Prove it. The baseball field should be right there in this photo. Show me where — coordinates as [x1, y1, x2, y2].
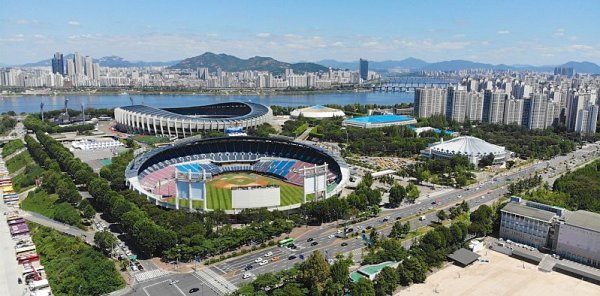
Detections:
[205, 173, 306, 210]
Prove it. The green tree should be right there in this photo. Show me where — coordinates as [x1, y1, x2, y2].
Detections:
[404, 256, 427, 283]
[406, 183, 420, 203]
[389, 221, 410, 239]
[374, 266, 399, 296]
[298, 251, 331, 293]
[388, 183, 406, 207]
[330, 256, 352, 287]
[469, 204, 494, 236]
[94, 231, 117, 255]
[436, 210, 448, 222]
[478, 153, 495, 167]
[396, 263, 413, 286]
[362, 172, 374, 187]
[351, 278, 376, 296]
[253, 272, 279, 292]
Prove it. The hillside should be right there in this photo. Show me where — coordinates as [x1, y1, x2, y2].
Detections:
[169, 52, 328, 74]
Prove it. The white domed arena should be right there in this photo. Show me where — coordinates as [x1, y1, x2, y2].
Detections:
[422, 136, 508, 166]
[290, 105, 346, 119]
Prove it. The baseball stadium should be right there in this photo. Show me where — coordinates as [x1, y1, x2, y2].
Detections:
[125, 136, 349, 213]
[114, 102, 272, 137]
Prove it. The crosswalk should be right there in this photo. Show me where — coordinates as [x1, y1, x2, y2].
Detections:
[134, 269, 169, 282]
[195, 268, 238, 295]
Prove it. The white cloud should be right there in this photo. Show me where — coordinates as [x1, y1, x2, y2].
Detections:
[453, 34, 466, 38]
[256, 32, 271, 38]
[15, 34, 24, 38]
[33, 34, 45, 39]
[67, 21, 80, 26]
[554, 28, 565, 36]
[497, 30, 510, 35]
[16, 19, 29, 25]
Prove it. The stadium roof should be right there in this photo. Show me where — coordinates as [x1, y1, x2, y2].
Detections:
[430, 136, 505, 156]
[501, 202, 556, 222]
[345, 114, 415, 123]
[447, 248, 480, 266]
[565, 210, 600, 232]
[118, 102, 270, 122]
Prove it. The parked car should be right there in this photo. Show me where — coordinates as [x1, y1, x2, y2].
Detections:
[307, 238, 314, 242]
[341, 242, 348, 247]
[311, 241, 318, 246]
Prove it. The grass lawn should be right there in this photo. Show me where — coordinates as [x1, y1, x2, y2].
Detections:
[132, 135, 171, 145]
[6, 151, 33, 173]
[20, 190, 59, 218]
[11, 164, 43, 193]
[2, 139, 24, 158]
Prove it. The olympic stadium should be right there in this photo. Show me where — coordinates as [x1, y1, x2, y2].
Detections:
[125, 136, 350, 213]
[114, 102, 272, 137]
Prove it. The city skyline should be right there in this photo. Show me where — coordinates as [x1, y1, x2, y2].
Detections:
[1, 0, 600, 65]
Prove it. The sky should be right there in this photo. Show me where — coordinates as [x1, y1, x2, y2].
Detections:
[1, 0, 600, 65]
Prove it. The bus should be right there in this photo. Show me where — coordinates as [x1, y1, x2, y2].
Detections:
[278, 238, 295, 247]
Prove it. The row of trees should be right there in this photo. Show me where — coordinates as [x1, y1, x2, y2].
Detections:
[462, 123, 577, 159]
[24, 135, 94, 226]
[23, 115, 95, 133]
[238, 219, 472, 296]
[0, 114, 17, 135]
[299, 174, 383, 224]
[508, 174, 543, 195]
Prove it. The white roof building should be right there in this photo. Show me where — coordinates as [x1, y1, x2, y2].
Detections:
[290, 105, 345, 119]
[422, 136, 508, 165]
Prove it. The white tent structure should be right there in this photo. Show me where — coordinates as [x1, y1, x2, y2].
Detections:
[290, 105, 345, 119]
[422, 136, 508, 165]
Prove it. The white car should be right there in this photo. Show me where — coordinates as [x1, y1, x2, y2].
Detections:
[255, 257, 262, 263]
[264, 251, 273, 257]
[328, 234, 335, 239]
[242, 273, 252, 279]
[259, 260, 268, 266]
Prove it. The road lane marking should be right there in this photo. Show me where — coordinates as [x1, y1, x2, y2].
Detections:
[141, 279, 172, 296]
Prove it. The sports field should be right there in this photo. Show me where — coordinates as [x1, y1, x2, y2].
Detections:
[206, 173, 306, 210]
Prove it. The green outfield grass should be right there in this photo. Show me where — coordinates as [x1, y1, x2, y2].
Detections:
[205, 172, 309, 210]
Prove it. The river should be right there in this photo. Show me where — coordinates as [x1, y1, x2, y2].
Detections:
[0, 91, 414, 113]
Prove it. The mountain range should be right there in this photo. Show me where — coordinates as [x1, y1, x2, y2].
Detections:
[168, 52, 328, 74]
[317, 58, 600, 74]
[11, 52, 600, 74]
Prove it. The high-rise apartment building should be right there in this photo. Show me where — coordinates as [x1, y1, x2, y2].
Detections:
[414, 88, 447, 118]
[466, 92, 484, 122]
[51, 52, 64, 75]
[503, 98, 524, 125]
[482, 90, 507, 124]
[575, 105, 599, 135]
[84, 56, 94, 79]
[446, 87, 468, 123]
[359, 59, 368, 81]
[527, 93, 549, 129]
[74, 52, 83, 75]
[66, 59, 75, 76]
[554, 67, 574, 77]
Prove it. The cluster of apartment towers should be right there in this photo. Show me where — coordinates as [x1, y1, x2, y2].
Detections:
[414, 73, 599, 135]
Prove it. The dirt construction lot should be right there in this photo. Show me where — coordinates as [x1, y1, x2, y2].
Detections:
[399, 250, 600, 296]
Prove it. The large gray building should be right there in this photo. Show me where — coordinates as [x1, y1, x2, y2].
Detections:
[556, 210, 600, 267]
[500, 198, 600, 268]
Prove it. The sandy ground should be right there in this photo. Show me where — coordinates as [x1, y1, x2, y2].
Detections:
[398, 250, 600, 296]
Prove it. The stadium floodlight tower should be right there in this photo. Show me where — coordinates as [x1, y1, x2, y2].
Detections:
[299, 163, 329, 203]
[174, 167, 212, 211]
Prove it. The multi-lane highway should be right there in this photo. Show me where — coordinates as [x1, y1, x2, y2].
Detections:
[132, 141, 600, 296]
